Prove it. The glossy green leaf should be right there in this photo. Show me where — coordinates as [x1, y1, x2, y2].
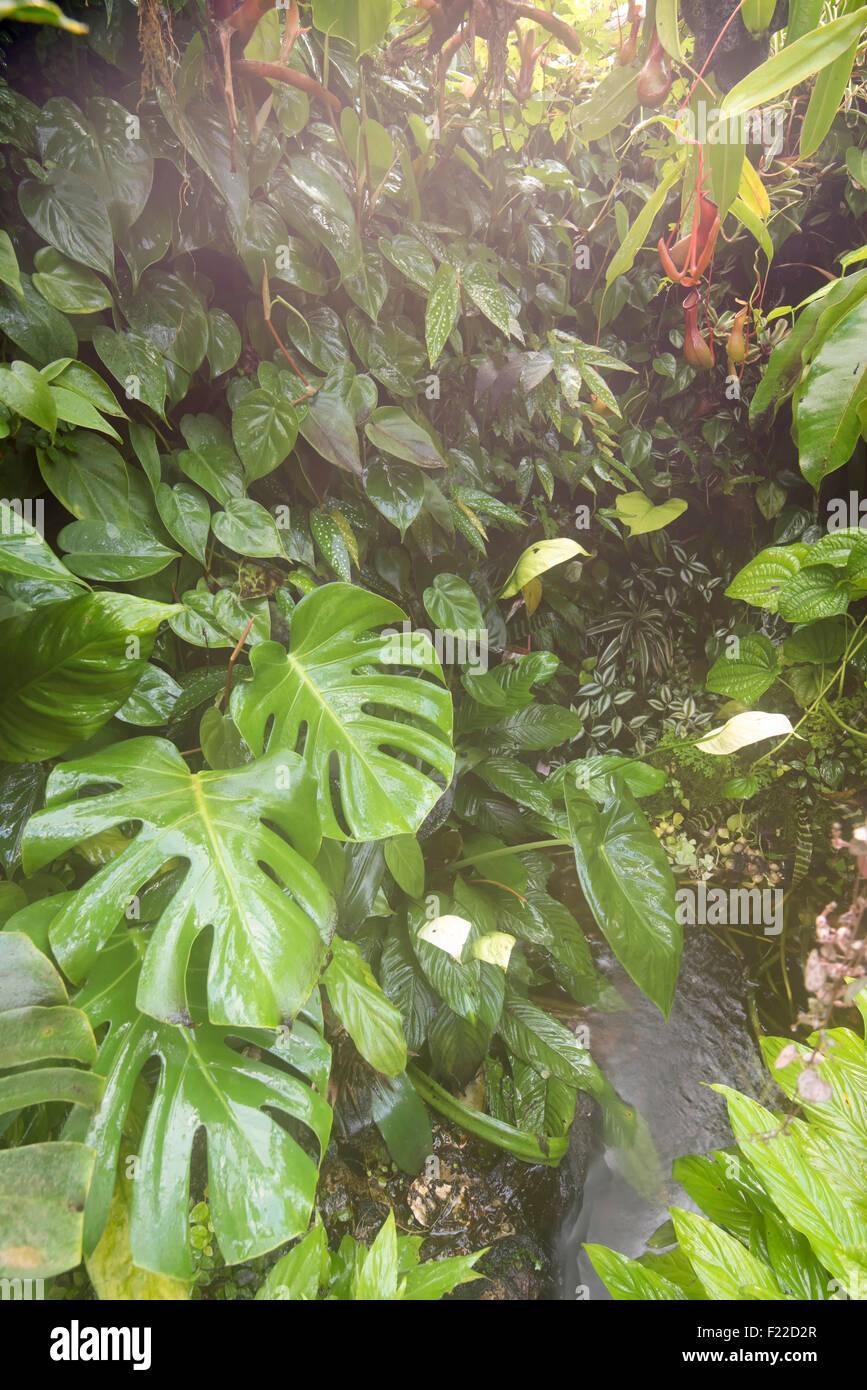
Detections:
[92, 326, 167, 418]
[725, 544, 805, 611]
[384, 834, 425, 898]
[365, 406, 446, 469]
[23, 741, 335, 1028]
[364, 457, 424, 538]
[425, 263, 460, 367]
[232, 583, 454, 839]
[31, 246, 113, 314]
[212, 498, 287, 559]
[0, 360, 56, 434]
[19, 169, 114, 278]
[794, 299, 867, 487]
[462, 263, 511, 336]
[63, 932, 331, 1280]
[324, 936, 407, 1075]
[0, 593, 177, 762]
[777, 564, 851, 622]
[57, 520, 179, 581]
[0, 274, 77, 363]
[232, 385, 301, 482]
[370, 1071, 433, 1175]
[586, 1244, 687, 1299]
[670, 1206, 784, 1299]
[178, 413, 246, 506]
[155, 482, 211, 566]
[423, 573, 485, 633]
[565, 773, 681, 1016]
[706, 634, 780, 703]
[720, 9, 867, 119]
[0, 229, 22, 297]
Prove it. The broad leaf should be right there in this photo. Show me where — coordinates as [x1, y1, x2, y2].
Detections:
[63, 932, 332, 1280]
[231, 584, 454, 840]
[23, 741, 335, 1028]
[565, 773, 681, 1016]
[0, 593, 177, 761]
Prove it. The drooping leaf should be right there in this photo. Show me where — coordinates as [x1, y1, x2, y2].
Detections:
[498, 538, 587, 599]
[0, 593, 177, 762]
[323, 936, 407, 1075]
[565, 773, 681, 1016]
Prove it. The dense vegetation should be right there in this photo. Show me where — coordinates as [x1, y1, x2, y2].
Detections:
[0, 0, 865, 1303]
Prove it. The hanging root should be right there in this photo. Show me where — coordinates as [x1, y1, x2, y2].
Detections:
[138, 0, 178, 97]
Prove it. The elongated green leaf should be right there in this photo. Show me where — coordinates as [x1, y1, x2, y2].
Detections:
[370, 1071, 432, 1174]
[605, 155, 684, 284]
[408, 1063, 568, 1164]
[720, 10, 867, 119]
[566, 773, 681, 1016]
[384, 834, 425, 898]
[794, 299, 867, 487]
[656, 0, 684, 57]
[324, 936, 406, 1075]
[365, 406, 446, 469]
[800, 31, 860, 156]
[572, 67, 638, 144]
[256, 1224, 328, 1301]
[670, 1207, 784, 1299]
[585, 1244, 687, 1299]
[425, 263, 460, 367]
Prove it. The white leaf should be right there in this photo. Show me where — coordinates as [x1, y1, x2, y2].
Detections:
[695, 711, 793, 755]
[416, 914, 472, 961]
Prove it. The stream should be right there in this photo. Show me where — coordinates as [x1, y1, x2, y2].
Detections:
[558, 926, 768, 1300]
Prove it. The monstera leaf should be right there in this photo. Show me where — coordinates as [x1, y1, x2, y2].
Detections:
[22, 740, 335, 1029]
[0, 933, 101, 1279]
[231, 584, 454, 840]
[62, 931, 332, 1281]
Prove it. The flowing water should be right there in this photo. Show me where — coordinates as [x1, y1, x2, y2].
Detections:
[559, 926, 768, 1300]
